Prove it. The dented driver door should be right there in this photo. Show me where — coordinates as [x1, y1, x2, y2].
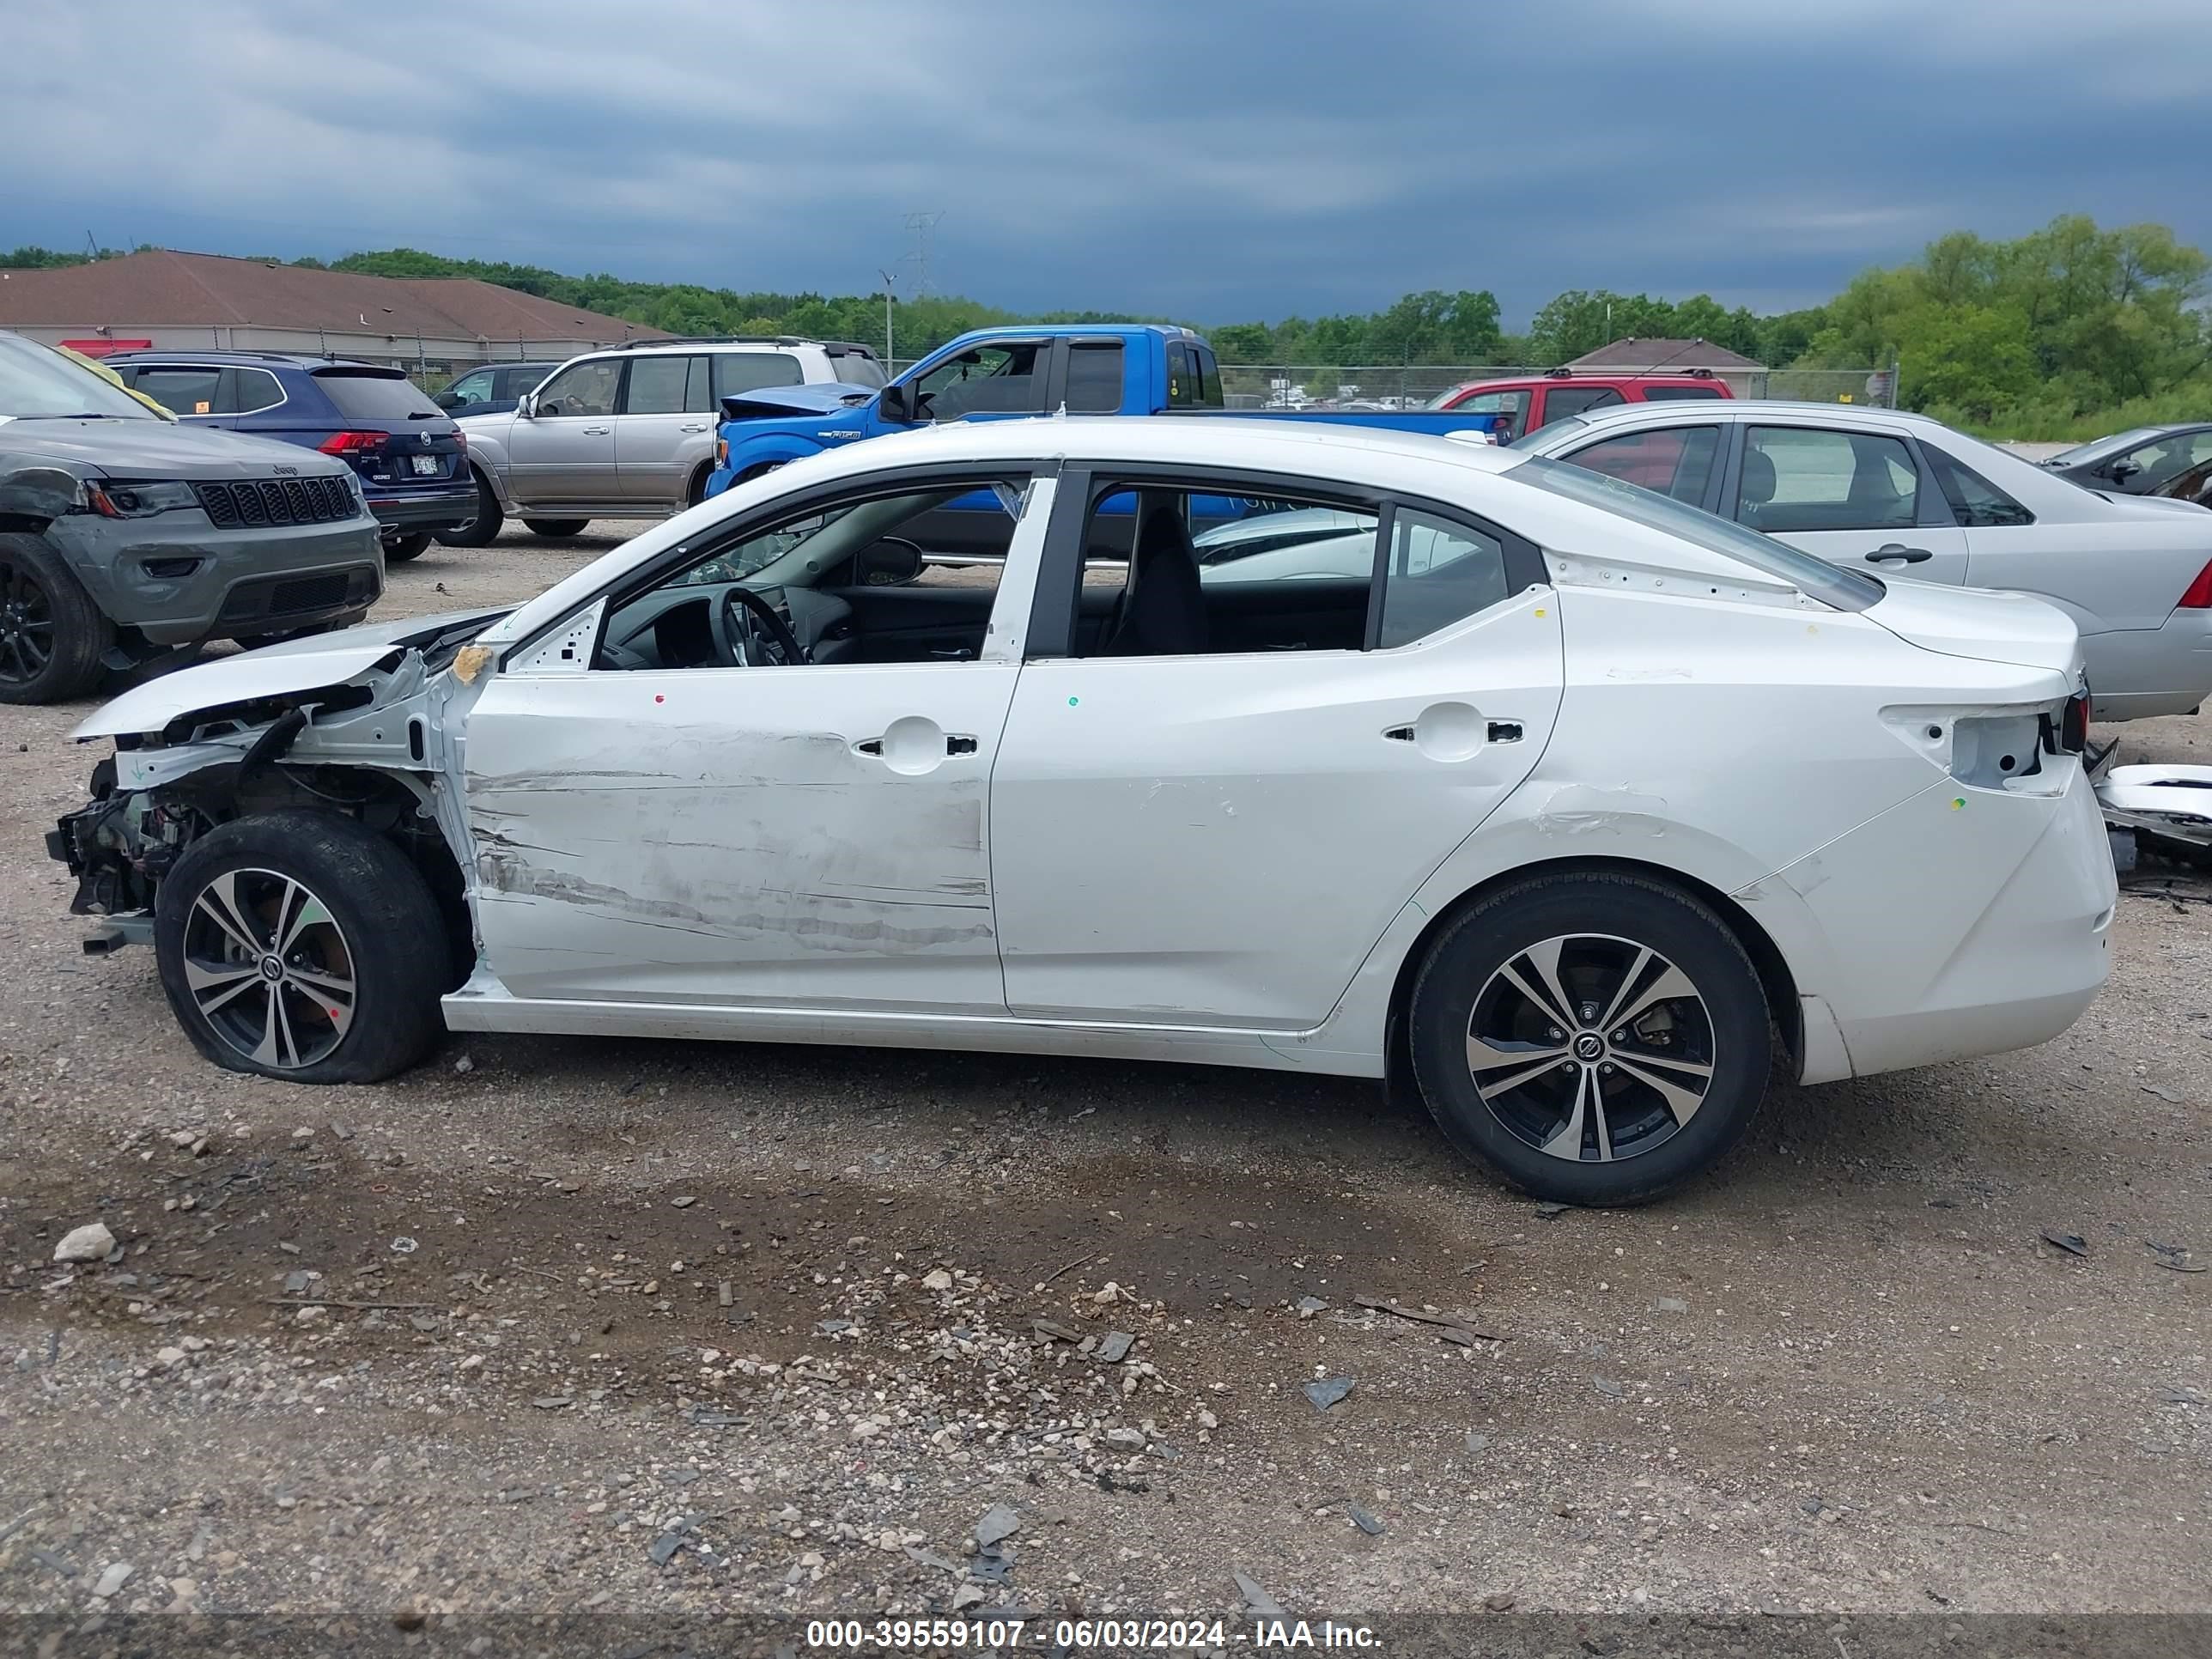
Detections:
[459, 483, 1058, 1015]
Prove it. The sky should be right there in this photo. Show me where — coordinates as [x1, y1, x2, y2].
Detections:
[6, 0, 2210, 327]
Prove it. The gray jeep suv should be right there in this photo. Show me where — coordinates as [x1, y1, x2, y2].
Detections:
[0, 332, 383, 703]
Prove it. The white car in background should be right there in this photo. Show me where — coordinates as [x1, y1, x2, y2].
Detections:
[48, 421, 2113, 1206]
[1506, 401, 2212, 720]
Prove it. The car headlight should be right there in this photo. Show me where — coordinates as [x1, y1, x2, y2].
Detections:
[83, 479, 198, 518]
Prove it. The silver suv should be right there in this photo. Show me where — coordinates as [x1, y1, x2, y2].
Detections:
[440, 337, 884, 544]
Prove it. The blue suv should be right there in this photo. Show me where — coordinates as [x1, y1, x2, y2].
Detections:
[105, 352, 474, 562]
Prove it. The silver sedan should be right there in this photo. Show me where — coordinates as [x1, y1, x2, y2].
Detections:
[1506, 401, 2212, 720]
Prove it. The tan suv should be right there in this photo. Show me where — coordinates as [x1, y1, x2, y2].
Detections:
[439, 337, 884, 544]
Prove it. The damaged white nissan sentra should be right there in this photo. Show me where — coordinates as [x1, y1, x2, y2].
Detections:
[46, 419, 2116, 1204]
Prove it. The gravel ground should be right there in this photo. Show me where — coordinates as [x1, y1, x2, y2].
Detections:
[2, 525, 2209, 1626]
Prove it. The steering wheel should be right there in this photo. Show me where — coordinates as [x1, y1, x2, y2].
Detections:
[713, 586, 809, 667]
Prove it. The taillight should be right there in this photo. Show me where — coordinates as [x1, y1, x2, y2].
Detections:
[2179, 556, 2212, 609]
[318, 430, 386, 455]
[2061, 690, 2089, 753]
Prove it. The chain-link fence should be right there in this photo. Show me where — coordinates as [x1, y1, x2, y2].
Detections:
[1220, 365, 1896, 410]
[888, 359, 1896, 410]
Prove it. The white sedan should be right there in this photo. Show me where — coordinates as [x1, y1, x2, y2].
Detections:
[48, 420, 2115, 1205]
[1505, 400, 2212, 720]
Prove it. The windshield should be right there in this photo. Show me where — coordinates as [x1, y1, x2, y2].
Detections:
[2046, 427, 2160, 466]
[0, 332, 165, 420]
[1510, 453, 1885, 611]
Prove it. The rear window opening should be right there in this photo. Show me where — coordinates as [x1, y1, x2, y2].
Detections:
[313, 369, 445, 422]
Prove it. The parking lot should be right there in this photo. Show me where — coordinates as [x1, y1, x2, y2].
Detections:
[2, 527, 2209, 1623]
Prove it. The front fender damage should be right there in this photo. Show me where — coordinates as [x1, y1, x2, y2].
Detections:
[46, 643, 487, 951]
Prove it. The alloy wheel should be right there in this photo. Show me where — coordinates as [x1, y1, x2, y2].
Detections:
[179, 868, 357, 1070]
[1465, 933, 1715, 1163]
[0, 555, 56, 687]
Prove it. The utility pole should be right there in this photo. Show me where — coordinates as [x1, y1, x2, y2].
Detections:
[878, 269, 897, 368]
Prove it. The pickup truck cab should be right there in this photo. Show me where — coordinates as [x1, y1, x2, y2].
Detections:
[707, 325, 1510, 509]
[1430, 371, 1732, 443]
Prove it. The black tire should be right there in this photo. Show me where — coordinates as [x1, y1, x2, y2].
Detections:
[154, 810, 449, 1084]
[687, 464, 714, 507]
[0, 531, 108, 705]
[434, 470, 503, 548]
[1407, 871, 1771, 1206]
[383, 532, 434, 562]
[521, 518, 590, 538]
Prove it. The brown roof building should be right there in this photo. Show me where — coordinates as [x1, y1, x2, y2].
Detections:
[0, 249, 664, 372]
[1564, 337, 1767, 393]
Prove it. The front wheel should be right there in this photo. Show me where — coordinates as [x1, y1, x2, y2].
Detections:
[0, 532, 108, 705]
[1407, 871, 1771, 1206]
[434, 471, 503, 548]
[521, 518, 590, 538]
[153, 810, 451, 1083]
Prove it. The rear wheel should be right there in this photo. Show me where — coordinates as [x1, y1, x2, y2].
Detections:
[153, 811, 449, 1084]
[1407, 871, 1771, 1206]
[522, 518, 590, 538]
[434, 470, 502, 548]
[383, 532, 433, 562]
[0, 532, 107, 705]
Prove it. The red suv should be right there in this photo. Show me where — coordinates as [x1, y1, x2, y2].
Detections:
[1429, 370, 1731, 442]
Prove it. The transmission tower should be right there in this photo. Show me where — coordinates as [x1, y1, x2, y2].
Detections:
[899, 210, 945, 298]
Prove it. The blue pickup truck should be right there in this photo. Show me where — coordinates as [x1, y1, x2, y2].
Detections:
[702, 325, 1508, 555]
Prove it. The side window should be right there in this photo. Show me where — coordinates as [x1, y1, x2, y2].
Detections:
[1069, 486, 1378, 658]
[1166, 342, 1194, 409]
[623, 355, 693, 416]
[592, 477, 1035, 672]
[228, 368, 284, 415]
[446, 369, 495, 408]
[912, 343, 1047, 419]
[1376, 510, 1510, 648]
[1539, 386, 1625, 427]
[1923, 445, 2035, 527]
[831, 351, 887, 388]
[535, 359, 622, 418]
[1739, 426, 1918, 532]
[712, 352, 804, 399]
[2118, 433, 2212, 493]
[1562, 426, 1721, 507]
[1064, 343, 1123, 413]
[502, 368, 547, 400]
[132, 365, 224, 416]
[1452, 388, 1533, 440]
[1638, 383, 1725, 402]
[1193, 346, 1224, 408]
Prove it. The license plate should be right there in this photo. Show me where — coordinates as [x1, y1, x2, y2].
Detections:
[409, 454, 441, 477]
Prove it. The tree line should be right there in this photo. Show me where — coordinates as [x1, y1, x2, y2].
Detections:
[7, 216, 2205, 437]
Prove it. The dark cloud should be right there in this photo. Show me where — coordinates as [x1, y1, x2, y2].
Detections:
[5, 0, 2207, 324]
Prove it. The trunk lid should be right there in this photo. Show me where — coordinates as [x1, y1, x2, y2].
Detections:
[1864, 574, 2081, 677]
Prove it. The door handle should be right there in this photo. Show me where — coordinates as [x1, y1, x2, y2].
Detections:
[1380, 708, 1522, 747]
[1864, 544, 1932, 563]
[679, 422, 710, 433]
[855, 732, 978, 757]
[581, 424, 611, 436]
